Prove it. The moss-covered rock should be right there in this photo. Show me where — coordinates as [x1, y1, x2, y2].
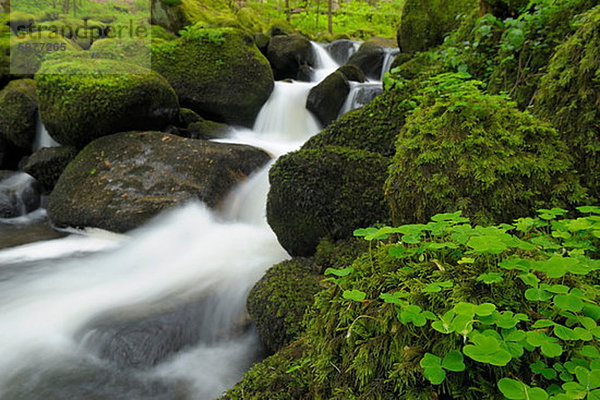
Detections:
[150, 0, 237, 33]
[0, 79, 38, 150]
[8, 11, 35, 33]
[306, 71, 349, 127]
[152, 26, 273, 127]
[22, 146, 78, 192]
[336, 64, 365, 83]
[534, 6, 600, 199]
[36, 58, 179, 148]
[397, 0, 477, 53]
[0, 17, 10, 89]
[266, 34, 314, 80]
[267, 146, 390, 256]
[48, 131, 270, 232]
[177, 107, 202, 127]
[222, 340, 311, 400]
[9, 31, 81, 75]
[386, 74, 588, 226]
[346, 41, 384, 80]
[186, 119, 230, 139]
[89, 38, 151, 67]
[247, 258, 321, 354]
[303, 87, 411, 157]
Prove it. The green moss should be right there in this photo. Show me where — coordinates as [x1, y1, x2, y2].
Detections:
[36, 58, 179, 148]
[267, 145, 391, 256]
[152, 26, 273, 127]
[0, 78, 38, 149]
[150, 0, 241, 34]
[150, 24, 177, 41]
[223, 341, 312, 400]
[397, 0, 477, 53]
[247, 258, 321, 354]
[534, 5, 600, 199]
[303, 87, 411, 157]
[89, 38, 151, 67]
[385, 74, 588, 226]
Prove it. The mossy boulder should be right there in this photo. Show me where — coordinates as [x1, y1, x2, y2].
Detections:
[36, 58, 179, 148]
[1, 14, 11, 88]
[303, 87, 411, 157]
[336, 64, 365, 82]
[152, 27, 273, 127]
[22, 146, 78, 192]
[9, 31, 81, 75]
[397, 0, 477, 53]
[222, 341, 311, 400]
[186, 119, 230, 139]
[8, 11, 35, 33]
[306, 71, 349, 127]
[150, 0, 237, 33]
[0, 79, 38, 150]
[177, 107, 202, 127]
[534, 6, 600, 199]
[48, 131, 270, 232]
[267, 146, 391, 257]
[386, 75, 588, 226]
[89, 38, 151, 67]
[247, 258, 321, 354]
[346, 41, 384, 80]
[266, 34, 314, 80]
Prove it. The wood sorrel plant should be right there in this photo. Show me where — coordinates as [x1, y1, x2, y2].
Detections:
[322, 207, 600, 399]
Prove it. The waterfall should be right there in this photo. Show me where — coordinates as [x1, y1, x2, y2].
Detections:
[338, 81, 384, 116]
[311, 42, 340, 82]
[0, 44, 340, 400]
[380, 48, 400, 80]
[33, 113, 60, 152]
[0, 172, 42, 221]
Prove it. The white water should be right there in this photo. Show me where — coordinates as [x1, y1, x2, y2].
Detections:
[380, 47, 400, 81]
[0, 45, 340, 399]
[339, 81, 384, 116]
[33, 113, 60, 152]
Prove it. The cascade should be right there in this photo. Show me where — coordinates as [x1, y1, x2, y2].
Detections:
[0, 43, 341, 400]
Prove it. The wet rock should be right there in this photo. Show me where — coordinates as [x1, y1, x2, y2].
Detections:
[48, 131, 271, 232]
[266, 34, 314, 80]
[306, 71, 350, 127]
[22, 146, 78, 192]
[346, 41, 384, 80]
[0, 172, 41, 218]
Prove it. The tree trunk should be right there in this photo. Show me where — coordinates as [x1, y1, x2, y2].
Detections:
[328, 0, 332, 34]
[286, 0, 290, 21]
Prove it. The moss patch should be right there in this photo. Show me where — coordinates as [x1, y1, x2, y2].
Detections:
[0, 78, 38, 149]
[267, 145, 391, 256]
[152, 26, 273, 127]
[385, 74, 588, 226]
[36, 58, 179, 148]
[534, 5, 600, 199]
[247, 258, 322, 354]
[9, 31, 81, 76]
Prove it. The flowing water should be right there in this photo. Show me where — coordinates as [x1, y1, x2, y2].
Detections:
[0, 44, 340, 400]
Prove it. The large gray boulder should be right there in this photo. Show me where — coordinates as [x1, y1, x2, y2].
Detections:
[48, 131, 271, 232]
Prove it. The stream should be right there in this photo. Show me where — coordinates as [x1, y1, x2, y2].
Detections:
[0, 42, 395, 399]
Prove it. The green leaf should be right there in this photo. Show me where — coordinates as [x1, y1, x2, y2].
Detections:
[442, 350, 465, 372]
[577, 206, 600, 214]
[423, 366, 445, 385]
[420, 353, 441, 368]
[553, 325, 578, 341]
[324, 267, 354, 277]
[477, 272, 504, 284]
[498, 378, 527, 399]
[580, 345, 600, 359]
[525, 288, 553, 302]
[554, 294, 584, 312]
[342, 290, 366, 302]
[379, 292, 409, 305]
[422, 280, 453, 293]
[518, 272, 540, 287]
[463, 334, 511, 366]
[475, 303, 496, 316]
